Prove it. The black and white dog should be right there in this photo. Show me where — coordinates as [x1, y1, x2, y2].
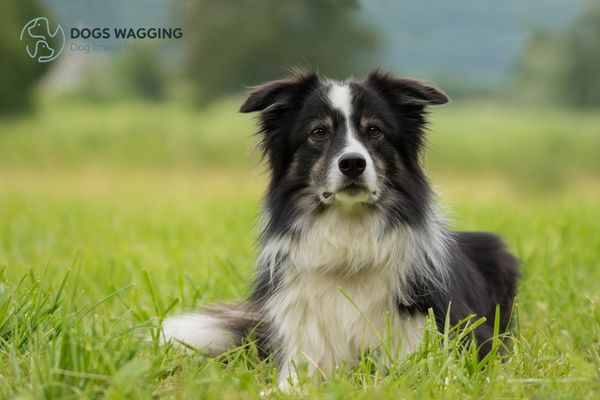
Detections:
[162, 70, 519, 389]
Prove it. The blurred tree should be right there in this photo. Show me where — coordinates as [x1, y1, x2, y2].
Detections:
[515, 0, 600, 108]
[183, 0, 379, 104]
[513, 31, 568, 103]
[560, 0, 600, 107]
[0, 0, 56, 114]
[118, 47, 167, 101]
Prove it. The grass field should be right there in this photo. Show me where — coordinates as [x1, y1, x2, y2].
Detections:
[0, 99, 599, 399]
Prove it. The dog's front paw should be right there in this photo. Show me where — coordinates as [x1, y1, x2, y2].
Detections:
[277, 369, 302, 394]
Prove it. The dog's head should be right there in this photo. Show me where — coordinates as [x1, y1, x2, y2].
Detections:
[241, 69, 448, 232]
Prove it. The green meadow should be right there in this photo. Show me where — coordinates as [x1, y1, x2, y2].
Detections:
[0, 99, 599, 398]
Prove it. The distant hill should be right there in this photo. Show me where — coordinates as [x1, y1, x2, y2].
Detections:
[361, 0, 583, 87]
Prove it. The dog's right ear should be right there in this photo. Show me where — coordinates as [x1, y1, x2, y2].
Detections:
[239, 70, 319, 113]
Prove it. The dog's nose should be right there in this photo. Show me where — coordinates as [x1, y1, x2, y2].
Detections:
[338, 153, 366, 177]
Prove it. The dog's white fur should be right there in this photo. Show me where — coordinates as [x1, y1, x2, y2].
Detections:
[259, 202, 449, 388]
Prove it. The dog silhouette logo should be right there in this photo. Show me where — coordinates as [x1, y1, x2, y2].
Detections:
[20, 17, 65, 63]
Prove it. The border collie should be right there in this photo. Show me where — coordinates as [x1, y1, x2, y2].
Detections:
[162, 69, 519, 390]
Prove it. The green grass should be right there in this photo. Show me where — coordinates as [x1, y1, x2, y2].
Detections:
[1, 98, 599, 186]
[0, 100, 599, 398]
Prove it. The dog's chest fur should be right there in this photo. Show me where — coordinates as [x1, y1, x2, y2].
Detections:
[262, 207, 426, 371]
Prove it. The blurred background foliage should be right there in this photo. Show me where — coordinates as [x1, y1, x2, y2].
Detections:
[184, 0, 378, 104]
[0, 0, 57, 113]
[514, 0, 600, 108]
[2, 0, 599, 111]
[0, 0, 598, 190]
[118, 46, 167, 101]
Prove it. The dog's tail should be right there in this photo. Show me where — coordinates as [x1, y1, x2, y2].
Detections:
[161, 304, 263, 356]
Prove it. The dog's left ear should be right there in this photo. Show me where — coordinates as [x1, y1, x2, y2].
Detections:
[366, 69, 449, 106]
[240, 70, 319, 113]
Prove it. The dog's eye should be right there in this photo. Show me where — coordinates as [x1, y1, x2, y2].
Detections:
[310, 128, 328, 140]
[366, 126, 382, 137]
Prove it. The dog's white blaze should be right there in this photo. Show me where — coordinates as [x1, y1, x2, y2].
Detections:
[327, 83, 378, 196]
[161, 314, 232, 355]
[328, 83, 353, 118]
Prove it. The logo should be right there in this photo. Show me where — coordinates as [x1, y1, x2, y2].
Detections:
[20, 17, 65, 63]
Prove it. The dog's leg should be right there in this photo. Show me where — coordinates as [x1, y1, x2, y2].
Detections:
[276, 349, 320, 392]
[277, 361, 300, 392]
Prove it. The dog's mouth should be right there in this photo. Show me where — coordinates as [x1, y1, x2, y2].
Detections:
[339, 183, 368, 195]
[321, 183, 378, 204]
